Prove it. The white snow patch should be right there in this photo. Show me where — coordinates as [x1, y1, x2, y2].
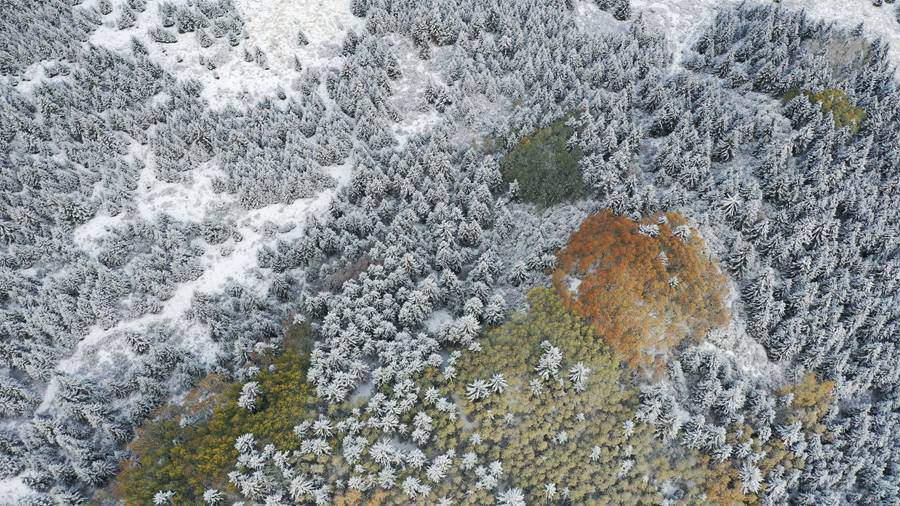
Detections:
[385, 38, 513, 148]
[425, 310, 454, 334]
[703, 321, 783, 386]
[236, 0, 362, 67]
[387, 38, 447, 146]
[132, 143, 231, 223]
[326, 158, 354, 187]
[0, 477, 33, 505]
[394, 108, 442, 147]
[565, 275, 582, 296]
[632, 0, 737, 66]
[575, 0, 627, 35]
[89, 0, 362, 107]
[73, 213, 126, 254]
[9, 60, 71, 95]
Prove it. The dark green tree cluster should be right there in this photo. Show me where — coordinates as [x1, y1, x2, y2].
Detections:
[500, 117, 586, 208]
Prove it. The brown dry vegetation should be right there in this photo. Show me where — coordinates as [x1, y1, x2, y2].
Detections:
[553, 210, 729, 369]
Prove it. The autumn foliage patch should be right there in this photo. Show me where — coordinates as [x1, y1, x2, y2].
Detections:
[553, 211, 729, 368]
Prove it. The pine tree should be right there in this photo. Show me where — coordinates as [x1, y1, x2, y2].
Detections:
[612, 0, 632, 21]
[117, 7, 136, 30]
[351, 0, 368, 17]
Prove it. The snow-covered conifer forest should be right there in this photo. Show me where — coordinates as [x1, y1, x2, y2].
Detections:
[1, 0, 898, 504]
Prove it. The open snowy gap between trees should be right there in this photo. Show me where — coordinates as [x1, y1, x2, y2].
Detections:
[86, 0, 364, 104]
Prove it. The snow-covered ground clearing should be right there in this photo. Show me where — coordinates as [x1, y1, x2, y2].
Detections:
[632, 0, 735, 65]
[0, 477, 30, 504]
[90, 0, 362, 105]
[385, 35, 518, 149]
[575, 1, 626, 36]
[236, 0, 363, 68]
[387, 38, 447, 146]
[130, 142, 229, 224]
[60, 179, 344, 375]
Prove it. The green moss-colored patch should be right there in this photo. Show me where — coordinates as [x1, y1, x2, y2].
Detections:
[784, 87, 865, 131]
[108, 324, 317, 504]
[500, 117, 585, 208]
